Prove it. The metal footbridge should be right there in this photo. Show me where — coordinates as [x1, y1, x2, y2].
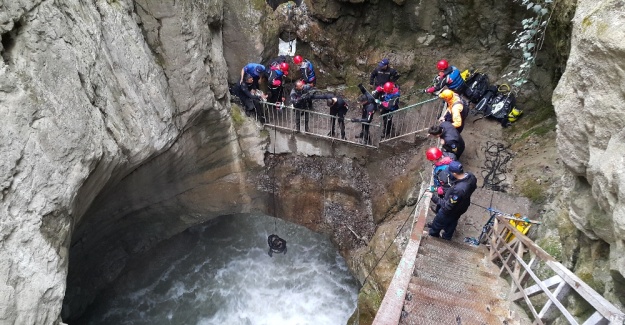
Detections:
[257, 97, 442, 147]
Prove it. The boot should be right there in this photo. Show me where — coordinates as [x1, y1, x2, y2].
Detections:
[327, 130, 335, 137]
[341, 133, 346, 140]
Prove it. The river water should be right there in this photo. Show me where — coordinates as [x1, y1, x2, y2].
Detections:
[77, 214, 359, 325]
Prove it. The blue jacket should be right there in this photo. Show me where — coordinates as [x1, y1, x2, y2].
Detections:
[243, 63, 266, 79]
[446, 66, 464, 90]
[300, 60, 316, 84]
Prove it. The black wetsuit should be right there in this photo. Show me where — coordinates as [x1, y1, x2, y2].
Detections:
[238, 80, 265, 123]
[369, 66, 399, 88]
[439, 121, 465, 159]
[313, 94, 348, 139]
[268, 235, 287, 257]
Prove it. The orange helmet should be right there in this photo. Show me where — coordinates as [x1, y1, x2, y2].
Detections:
[383, 82, 395, 93]
[279, 62, 289, 74]
[293, 55, 303, 64]
[437, 59, 449, 71]
[426, 147, 443, 161]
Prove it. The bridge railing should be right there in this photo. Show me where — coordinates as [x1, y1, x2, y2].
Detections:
[259, 97, 442, 148]
[378, 98, 442, 144]
[487, 215, 625, 325]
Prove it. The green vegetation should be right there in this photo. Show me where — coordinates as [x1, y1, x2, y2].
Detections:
[519, 178, 546, 203]
[577, 271, 605, 293]
[537, 236, 563, 261]
[508, 104, 556, 142]
[231, 105, 245, 126]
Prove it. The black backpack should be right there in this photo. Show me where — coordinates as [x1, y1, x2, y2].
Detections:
[464, 73, 490, 103]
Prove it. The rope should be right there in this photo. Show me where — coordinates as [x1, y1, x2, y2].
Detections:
[480, 141, 513, 192]
[360, 189, 426, 288]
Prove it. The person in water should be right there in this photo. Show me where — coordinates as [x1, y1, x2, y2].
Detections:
[268, 234, 287, 257]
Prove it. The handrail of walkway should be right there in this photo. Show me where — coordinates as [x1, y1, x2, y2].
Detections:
[378, 98, 441, 144]
[371, 179, 435, 325]
[488, 215, 625, 325]
[259, 97, 441, 148]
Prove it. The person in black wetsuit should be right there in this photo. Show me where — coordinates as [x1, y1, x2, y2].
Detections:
[268, 234, 287, 257]
[312, 93, 349, 139]
[351, 83, 378, 145]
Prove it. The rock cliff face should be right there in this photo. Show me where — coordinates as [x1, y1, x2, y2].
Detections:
[552, 0, 625, 305]
[0, 0, 235, 323]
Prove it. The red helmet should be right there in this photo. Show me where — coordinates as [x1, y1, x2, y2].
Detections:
[279, 62, 289, 74]
[383, 82, 395, 93]
[293, 55, 303, 64]
[437, 59, 449, 71]
[426, 147, 443, 161]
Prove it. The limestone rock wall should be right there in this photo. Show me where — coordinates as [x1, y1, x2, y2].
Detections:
[0, 0, 234, 323]
[552, 0, 625, 306]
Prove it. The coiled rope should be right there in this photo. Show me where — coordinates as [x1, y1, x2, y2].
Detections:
[480, 141, 513, 192]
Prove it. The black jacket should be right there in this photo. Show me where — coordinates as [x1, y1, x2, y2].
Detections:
[239, 80, 261, 100]
[289, 84, 315, 108]
[432, 172, 477, 218]
[440, 121, 465, 157]
[370, 66, 399, 87]
[313, 94, 348, 116]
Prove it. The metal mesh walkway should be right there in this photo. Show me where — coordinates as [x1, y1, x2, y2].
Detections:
[260, 98, 442, 148]
[400, 237, 518, 325]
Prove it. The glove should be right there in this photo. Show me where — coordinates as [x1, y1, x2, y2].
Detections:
[382, 102, 389, 108]
[374, 99, 381, 105]
[428, 186, 436, 192]
[351, 118, 358, 122]
[437, 187, 445, 195]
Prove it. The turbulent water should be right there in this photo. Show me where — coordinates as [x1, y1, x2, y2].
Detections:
[77, 214, 359, 325]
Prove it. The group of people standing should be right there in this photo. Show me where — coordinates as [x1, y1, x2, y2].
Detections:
[234, 55, 402, 142]
[423, 59, 478, 241]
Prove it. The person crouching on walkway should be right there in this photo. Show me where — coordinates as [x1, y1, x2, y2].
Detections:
[428, 121, 465, 160]
[311, 93, 348, 139]
[238, 73, 267, 123]
[428, 161, 477, 240]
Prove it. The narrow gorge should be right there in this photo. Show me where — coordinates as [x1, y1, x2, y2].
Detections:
[1, 0, 624, 324]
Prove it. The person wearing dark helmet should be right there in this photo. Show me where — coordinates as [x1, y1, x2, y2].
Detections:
[424, 59, 466, 95]
[311, 93, 349, 139]
[438, 89, 468, 133]
[428, 161, 477, 240]
[268, 234, 287, 257]
[369, 58, 400, 88]
[267, 62, 290, 107]
[428, 121, 465, 159]
[351, 83, 378, 145]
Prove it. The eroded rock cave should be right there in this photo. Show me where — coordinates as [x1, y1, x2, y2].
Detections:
[2, 0, 625, 324]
